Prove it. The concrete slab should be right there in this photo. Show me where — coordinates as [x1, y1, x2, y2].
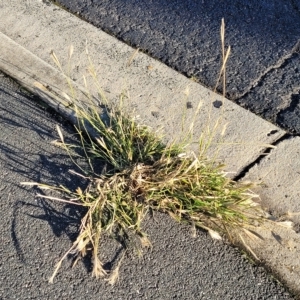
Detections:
[235, 220, 300, 295]
[0, 0, 284, 177]
[239, 137, 300, 295]
[244, 137, 300, 225]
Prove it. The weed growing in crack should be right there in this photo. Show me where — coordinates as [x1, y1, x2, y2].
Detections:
[22, 19, 272, 284]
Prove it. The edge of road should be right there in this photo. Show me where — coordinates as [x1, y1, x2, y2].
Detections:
[0, 1, 299, 297]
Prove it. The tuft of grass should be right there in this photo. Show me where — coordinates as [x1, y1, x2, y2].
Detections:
[26, 105, 262, 281]
[73, 100, 183, 172]
[22, 19, 270, 283]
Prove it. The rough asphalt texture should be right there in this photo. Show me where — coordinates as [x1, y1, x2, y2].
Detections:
[0, 72, 294, 299]
[51, 0, 300, 134]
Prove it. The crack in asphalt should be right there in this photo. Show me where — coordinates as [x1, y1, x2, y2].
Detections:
[235, 51, 300, 134]
[235, 40, 300, 102]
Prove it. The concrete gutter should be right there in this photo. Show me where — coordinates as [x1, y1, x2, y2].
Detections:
[0, 0, 299, 296]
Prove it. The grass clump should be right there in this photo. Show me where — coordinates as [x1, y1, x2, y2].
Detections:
[23, 19, 267, 283]
[76, 101, 182, 172]
[36, 104, 261, 283]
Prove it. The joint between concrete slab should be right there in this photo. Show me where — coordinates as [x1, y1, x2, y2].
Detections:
[233, 133, 292, 181]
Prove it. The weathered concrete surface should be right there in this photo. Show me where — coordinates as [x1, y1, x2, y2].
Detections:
[0, 0, 285, 177]
[236, 220, 300, 296]
[50, 0, 300, 134]
[244, 137, 300, 225]
[239, 137, 300, 295]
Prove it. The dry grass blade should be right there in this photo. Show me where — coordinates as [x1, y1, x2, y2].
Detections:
[68, 44, 74, 60]
[106, 251, 126, 285]
[127, 48, 140, 67]
[50, 50, 62, 71]
[49, 244, 76, 283]
[56, 125, 65, 143]
[239, 233, 260, 261]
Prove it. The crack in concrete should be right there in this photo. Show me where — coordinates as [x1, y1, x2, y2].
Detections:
[233, 133, 298, 181]
[236, 40, 300, 102]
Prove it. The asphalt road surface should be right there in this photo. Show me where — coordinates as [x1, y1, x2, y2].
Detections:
[0, 72, 295, 299]
[51, 0, 300, 134]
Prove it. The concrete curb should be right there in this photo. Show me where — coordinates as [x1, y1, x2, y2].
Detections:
[0, 0, 299, 296]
